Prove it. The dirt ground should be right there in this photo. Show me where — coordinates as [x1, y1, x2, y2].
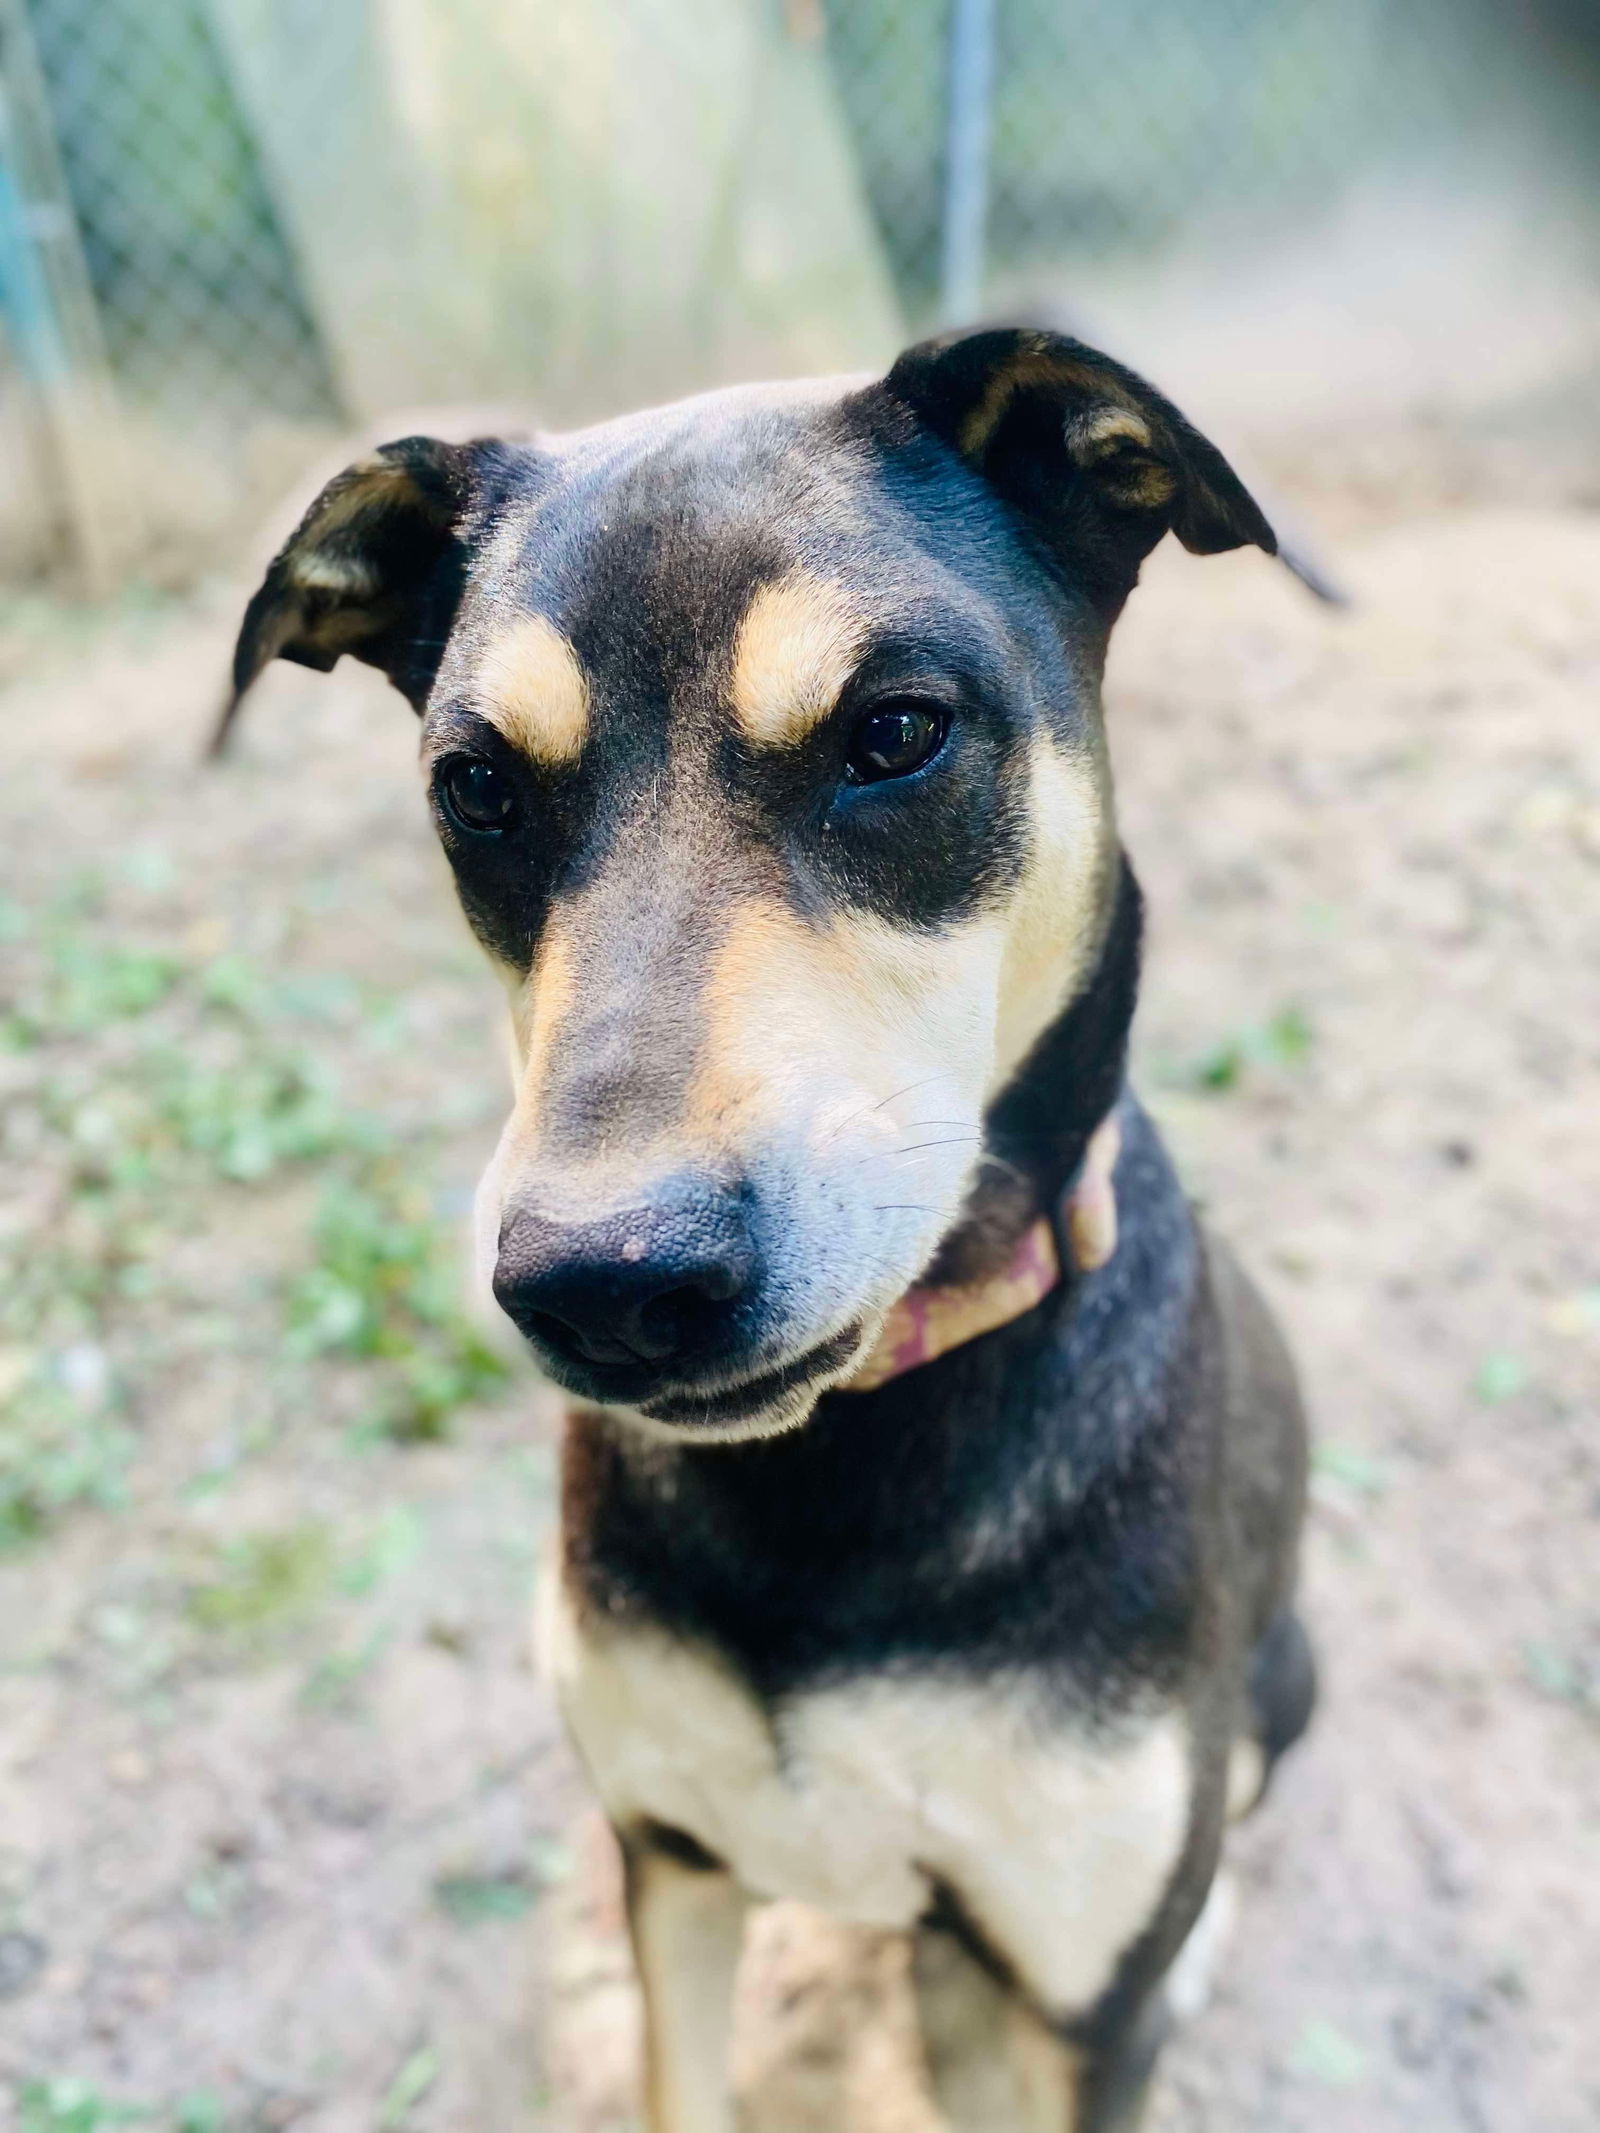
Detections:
[0, 419, 1597, 2131]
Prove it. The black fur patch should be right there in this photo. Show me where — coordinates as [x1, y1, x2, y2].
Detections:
[563, 1095, 1210, 1712]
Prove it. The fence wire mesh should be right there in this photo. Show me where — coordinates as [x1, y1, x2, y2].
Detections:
[822, 0, 1499, 328]
[23, 0, 335, 420]
[0, 0, 1583, 581]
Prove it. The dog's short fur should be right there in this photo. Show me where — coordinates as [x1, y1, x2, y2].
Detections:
[225, 328, 1314, 2130]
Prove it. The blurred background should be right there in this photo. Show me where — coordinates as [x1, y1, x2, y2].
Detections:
[1, 4, 1598, 2130]
[3, 0, 1599, 586]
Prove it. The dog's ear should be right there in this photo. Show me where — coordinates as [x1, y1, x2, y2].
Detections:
[212, 436, 484, 755]
[880, 327, 1276, 608]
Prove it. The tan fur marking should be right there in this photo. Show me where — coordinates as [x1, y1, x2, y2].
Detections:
[729, 574, 866, 749]
[1061, 403, 1155, 461]
[476, 614, 591, 766]
[508, 916, 577, 1112]
[287, 550, 380, 597]
[547, 1578, 1194, 2019]
[993, 737, 1112, 1084]
[628, 1847, 747, 2133]
[957, 338, 1145, 461]
[914, 1930, 1086, 2131]
[687, 894, 1001, 1147]
[303, 455, 436, 540]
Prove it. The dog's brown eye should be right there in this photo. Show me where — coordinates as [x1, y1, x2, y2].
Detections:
[440, 755, 516, 834]
[844, 701, 947, 784]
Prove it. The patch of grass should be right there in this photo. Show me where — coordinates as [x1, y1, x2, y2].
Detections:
[152, 1048, 361, 1183]
[434, 1870, 539, 1925]
[1311, 1442, 1393, 1500]
[301, 1625, 393, 1710]
[172, 2101, 225, 2133]
[186, 1525, 335, 1636]
[14, 2083, 226, 2133]
[4, 941, 182, 1049]
[1474, 1350, 1528, 1403]
[1288, 2017, 1367, 2088]
[0, 1370, 134, 1553]
[338, 1504, 427, 1596]
[0, 904, 512, 1550]
[16, 2080, 151, 2131]
[379, 2046, 439, 2128]
[1171, 1005, 1315, 1094]
[1521, 1640, 1599, 1714]
[287, 1178, 507, 1442]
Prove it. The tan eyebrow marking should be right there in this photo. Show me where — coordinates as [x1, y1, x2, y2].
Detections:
[475, 614, 590, 766]
[729, 573, 867, 749]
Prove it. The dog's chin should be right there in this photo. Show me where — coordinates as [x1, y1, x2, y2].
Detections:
[538, 1321, 875, 1446]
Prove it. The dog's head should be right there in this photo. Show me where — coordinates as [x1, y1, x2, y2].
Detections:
[225, 329, 1274, 1439]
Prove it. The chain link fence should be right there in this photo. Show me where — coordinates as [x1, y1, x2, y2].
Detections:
[822, 0, 1514, 329]
[0, 0, 1591, 585]
[26, 0, 335, 421]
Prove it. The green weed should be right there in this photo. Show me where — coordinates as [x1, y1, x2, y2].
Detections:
[1174, 1006, 1315, 1094]
[287, 1179, 507, 1441]
[301, 1625, 393, 1710]
[153, 1047, 360, 1182]
[1288, 2017, 1367, 2089]
[0, 906, 510, 1550]
[434, 1871, 539, 1925]
[186, 1525, 334, 1636]
[1311, 1442, 1393, 1500]
[16, 2080, 150, 2132]
[1474, 1350, 1528, 1403]
[14, 2081, 225, 2133]
[172, 2101, 225, 2133]
[0, 1372, 134, 1553]
[1522, 1640, 1598, 1714]
[379, 2047, 439, 2129]
[338, 1504, 427, 1596]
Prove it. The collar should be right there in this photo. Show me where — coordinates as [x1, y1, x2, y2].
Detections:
[841, 1112, 1121, 1393]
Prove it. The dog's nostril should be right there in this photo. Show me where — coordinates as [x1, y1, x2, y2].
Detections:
[493, 1186, 758, 1377]
[517, 1307, 640, 1369]
[633, 1282, 725, 1362]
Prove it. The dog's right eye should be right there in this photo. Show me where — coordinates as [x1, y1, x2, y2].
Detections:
[844, 699, 948, 784]
[439, 755, 517, 836]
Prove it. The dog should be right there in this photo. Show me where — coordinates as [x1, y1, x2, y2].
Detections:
[220, 327, 1315, 2131]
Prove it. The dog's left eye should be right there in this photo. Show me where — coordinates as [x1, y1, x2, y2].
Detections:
[844, 700, 948, 784]
[439, 754, 517, 835]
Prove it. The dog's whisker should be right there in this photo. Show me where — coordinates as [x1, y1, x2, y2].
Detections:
[815, 1074, 950, 1150]
[868, 1135, 984, 1161]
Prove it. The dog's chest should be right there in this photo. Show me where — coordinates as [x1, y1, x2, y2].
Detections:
[544, 1577, 1196, 2015]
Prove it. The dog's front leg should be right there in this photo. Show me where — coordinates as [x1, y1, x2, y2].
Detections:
[912, 1923, 1086, 2131]
[621, 1826, 749, 2133]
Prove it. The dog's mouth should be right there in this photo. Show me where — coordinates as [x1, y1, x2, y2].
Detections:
[525, 1320, 870, 1437]
[637, 1325, 868, 1430]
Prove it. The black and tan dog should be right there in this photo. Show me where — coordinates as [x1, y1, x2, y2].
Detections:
[220, 328, 1315, 2130]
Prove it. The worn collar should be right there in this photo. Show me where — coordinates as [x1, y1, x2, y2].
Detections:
[841, 1113, 1122, 1393]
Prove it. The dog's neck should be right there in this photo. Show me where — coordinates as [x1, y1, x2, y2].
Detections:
[921, 850, 1144, 1289]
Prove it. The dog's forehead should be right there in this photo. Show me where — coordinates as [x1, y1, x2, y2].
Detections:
[441, 375, 1032, 757]
[495, 375, 881, 598]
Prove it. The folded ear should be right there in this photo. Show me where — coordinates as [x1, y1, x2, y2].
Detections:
[881, 327, 1277, 609]
[211, 436, 484, 755]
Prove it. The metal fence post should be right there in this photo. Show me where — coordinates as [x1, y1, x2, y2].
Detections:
[0, 0, 135, 592]
[939, 0, 995, 324]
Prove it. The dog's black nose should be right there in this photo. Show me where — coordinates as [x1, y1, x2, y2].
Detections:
[493, 1175, 757, 1373]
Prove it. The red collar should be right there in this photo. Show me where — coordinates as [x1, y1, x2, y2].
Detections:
[839, 1111, 1121, 1392]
